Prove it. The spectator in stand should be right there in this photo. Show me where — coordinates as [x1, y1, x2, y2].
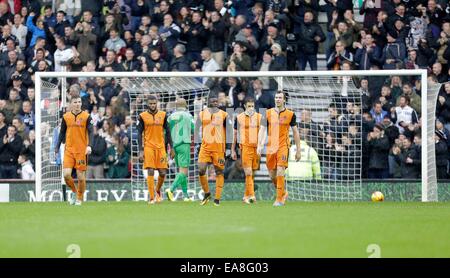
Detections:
[354, 33, 382, 70]
[360, 0, 383, 29]
[370, 101, 387, 124]
[259, 23, 287, 60]
[10, 13, 28, 50]
[435, 129, 448, 179]
[0, 110, 7, 136]
[436, 82, 450, 131]
[391, 95, 418, 134]
[248, 79, 275, 111]
[204, 10, 226, 69]
[381, 30, 406, 70]
[87, 125, 107, 179]
[18, 100, 34, 130]
[53, 37, 74, 72]
[121, 48, 140, 72]
[0, 125, 22, 178]
[130, 0, 149, 32]
[396, 82, 421, 115]
[224, 41, 252, 71]
[103, 28, 126, 55]
[17, 153, 35, 180]
[327, 40, 353, 70]
[170, 44, 190, 72]
[367, 123, 390, 179]
[296, 11, 325, 71]
[432, 62, 449, 83]
[106, 134, 129, 178]
[159, 13, 181, 56]
[74, 21, 97, 65]
[392, 136, 420, 179]
[200, 47, 220, 85]
[181, 10, 206, 65]
[26, 11, 46, 48]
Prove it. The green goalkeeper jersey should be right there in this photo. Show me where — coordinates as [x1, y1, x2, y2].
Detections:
[168, 109, 194, 148]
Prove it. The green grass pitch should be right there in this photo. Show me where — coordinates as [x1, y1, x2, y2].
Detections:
[1, 201, 450, 257]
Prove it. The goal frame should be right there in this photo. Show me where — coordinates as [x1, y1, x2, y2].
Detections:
[35, 69, 433, 202]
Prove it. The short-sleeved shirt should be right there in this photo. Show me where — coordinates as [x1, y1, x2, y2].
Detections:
[234, 112, 262, 148]
[200, 109, 228, 153]
[139, 110, 168, 149]
[263, 108, 296, 151]
[63, 111, 91, 154]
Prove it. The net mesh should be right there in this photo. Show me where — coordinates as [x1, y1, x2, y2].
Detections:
[121, 77, 209, 201]
[40, 80, 64, 201]
[281, 76, 362, 201]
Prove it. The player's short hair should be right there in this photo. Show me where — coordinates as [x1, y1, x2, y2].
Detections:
[70, 92, 81, 101]
[244, 96, 255, 105]
[176, 97, 187, 108]
[148, 95, 158, 102]
[275, 90, 287, 101]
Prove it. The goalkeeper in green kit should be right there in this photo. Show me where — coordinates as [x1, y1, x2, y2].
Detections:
[165, 98, 195, 201]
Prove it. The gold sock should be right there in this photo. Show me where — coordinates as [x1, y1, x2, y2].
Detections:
[276, 176, 285, 202]
[147, 176, 155, 201]
[199, 175, 209, 193]
[215, 175, 224, 200]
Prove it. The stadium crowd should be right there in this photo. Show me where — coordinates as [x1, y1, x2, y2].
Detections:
[0, 0, 450, 180]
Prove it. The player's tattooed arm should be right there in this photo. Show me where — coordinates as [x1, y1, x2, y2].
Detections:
[290, 113, 301, 161]
[86, 115, 94, 154]
[137, 115, 144, 151]
[163, 114, 172, 150]
[137, 115, 145, 161]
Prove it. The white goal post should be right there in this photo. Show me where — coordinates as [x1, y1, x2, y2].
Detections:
[35, 69, 437, 202]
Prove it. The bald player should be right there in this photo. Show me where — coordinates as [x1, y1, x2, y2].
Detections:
[55, 94, 94, 206]
[165, 97, 195, 201]
[138, 95, 172, 204]
[231, 97, 262, 204]
[257, 91, 301, 206]
[197, 95, 228, 206]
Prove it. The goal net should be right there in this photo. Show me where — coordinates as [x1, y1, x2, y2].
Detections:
[35, 70, 438, 202]
[282, 76, 362, 201]
[36, 80, 64, 201]
[122, 77, 209, 200]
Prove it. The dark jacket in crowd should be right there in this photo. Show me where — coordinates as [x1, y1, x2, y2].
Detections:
[170, 55, 191, 72]
[435, 139, 448, 179]
[121, 58, 141, 72]
[206, 21, 226, 52]
[296, 22, 326, 55]
[395, 145, 421, 179]
[88, 134, 107, 166]
[383, 123, 400, 147]
[368, 134, 390, 169]
[355, 45, 382, 70]
[436, 92, 450, 124]
[248, 89, 275, 111]
[381, 41, 406, 69]
[0, 134, 22, 166]
[181, 22, 207, 53]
